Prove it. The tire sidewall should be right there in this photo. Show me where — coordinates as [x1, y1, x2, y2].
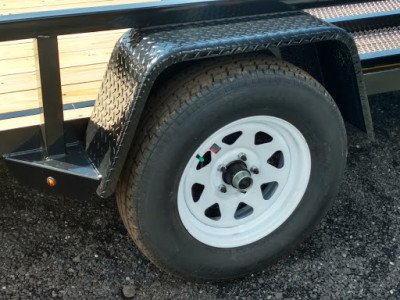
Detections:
[134, 71, 346, 280]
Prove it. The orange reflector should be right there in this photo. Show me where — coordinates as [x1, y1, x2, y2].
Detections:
[47, 177, 56, 187]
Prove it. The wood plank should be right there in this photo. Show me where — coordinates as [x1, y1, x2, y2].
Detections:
[62, 81, 101, 102]
[0, 39, 34, 60]
[0, 81, 101, 114]
[0, 57, 35, 76]
[0, 63, 107, 94]
[58, 30, 127, 53]
[0, 90, 37, 114]
[0, 29, 126, 61]
[60, 63, 107, 85]
[0, 72, 36, 94]
[0, 48, 114, 76]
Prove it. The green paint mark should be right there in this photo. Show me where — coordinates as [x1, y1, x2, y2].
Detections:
[196, 155, 204, 163]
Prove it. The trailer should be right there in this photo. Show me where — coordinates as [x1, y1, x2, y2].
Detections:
[0, 0, 399, 280]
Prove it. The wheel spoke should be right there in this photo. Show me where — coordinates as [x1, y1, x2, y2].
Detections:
[257, 162, 288, 185]
[189, 163, 212, 186]
[253, 139, 283, 163]
[233, 128, 257, 148]
[242, 188, 269, 211]
[193, 186, 217, 212]
[218, 200, 240, 225]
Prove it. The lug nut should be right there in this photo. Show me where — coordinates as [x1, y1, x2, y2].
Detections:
[218, 164, 227, 172]
[238, 153, 247, 161]
[251, 167, 259, 174]
[219, 184, 227, 193]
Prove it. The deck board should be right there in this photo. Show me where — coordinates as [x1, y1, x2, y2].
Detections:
[0, 0, 158, 130]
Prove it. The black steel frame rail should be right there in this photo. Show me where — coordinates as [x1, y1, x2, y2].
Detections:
[364, 68, 400, 95]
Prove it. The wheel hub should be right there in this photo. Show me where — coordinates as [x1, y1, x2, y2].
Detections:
[223, 160, 253, 191]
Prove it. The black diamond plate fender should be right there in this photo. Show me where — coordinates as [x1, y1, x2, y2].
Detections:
[86, 11, 374, 198]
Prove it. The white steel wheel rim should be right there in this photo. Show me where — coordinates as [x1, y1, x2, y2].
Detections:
[178, 116, 311, 248]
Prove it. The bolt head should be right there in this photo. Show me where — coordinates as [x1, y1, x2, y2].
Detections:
[251, 167, 259, 174]
[239, 153, 247, 161]
[218, 164, 227, 172]
[219, 184, 227, 193]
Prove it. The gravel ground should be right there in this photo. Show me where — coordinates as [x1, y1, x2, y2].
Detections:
[0, 92, 399, 299]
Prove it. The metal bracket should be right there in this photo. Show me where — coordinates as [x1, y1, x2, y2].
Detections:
[34, 35, 65, 157]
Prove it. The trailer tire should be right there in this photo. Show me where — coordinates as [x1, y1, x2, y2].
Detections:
[116, 55, 347, 280]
